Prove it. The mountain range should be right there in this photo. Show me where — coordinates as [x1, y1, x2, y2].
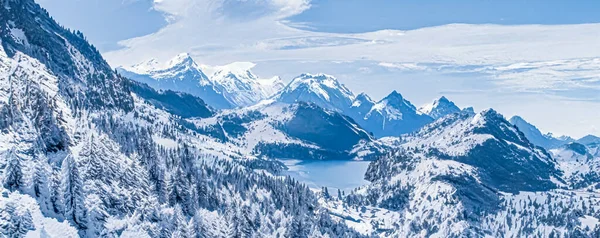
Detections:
[2, 0, 600, 237]
[118, 54, 284, 109]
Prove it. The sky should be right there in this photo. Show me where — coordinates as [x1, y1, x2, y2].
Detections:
[37, 0, 600, 138]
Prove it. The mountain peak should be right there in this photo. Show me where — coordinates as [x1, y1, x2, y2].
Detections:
[577, 134, 600, 145]
[298, 73, 335, 81]
[384, 90, 403, 100]
[285, 73, 354, 100]
[419, 96, 461, 119]
[167, 52, 196, 68]
[509, 115, 570, 149]
[276, 73, 355, 112]
[480, 108, 500, 118]
[353, 92, 374, 105]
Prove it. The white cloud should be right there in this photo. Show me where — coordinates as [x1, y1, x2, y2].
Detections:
[103, 1, 600, 138]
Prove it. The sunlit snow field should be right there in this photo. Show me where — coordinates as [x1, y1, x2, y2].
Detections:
[279, 159, 371, 192]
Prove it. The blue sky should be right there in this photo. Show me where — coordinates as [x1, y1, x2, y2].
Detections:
[38, 0, 600, 52]
[36, 0, 600, 138]
[290, 0, 600, 32]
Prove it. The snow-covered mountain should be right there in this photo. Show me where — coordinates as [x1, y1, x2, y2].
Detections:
[358, 91, 433, 137]
[274, 73, 355, 112]
[418, 96, 461, 119]
[551, 142, 600, 189]
[210, 62, 284, 107]
[509, 115, 572, 149]
[0, 1, 365, 237]
[577, 134, 600, 146]
[118, 55, 284, 109]
[186, 100, 386, 161]
[275, 74, 433, 138]
[329, 108, 600, 237]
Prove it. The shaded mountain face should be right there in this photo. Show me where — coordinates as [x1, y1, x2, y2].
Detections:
[359, 91, 433, 137]
[509, 116, 571, 149]
[126, 80, 214, 118]
[401, 109, 561, 193]
[118, 56, 284, 109]
[186, 100, 385, 161]
[418, 96, 461, 120]
[275, 74, 434, 138]
[577, 134, 600, 146]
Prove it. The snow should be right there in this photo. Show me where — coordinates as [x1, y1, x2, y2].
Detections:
[283, 73, 355, 104]
[418, 101, 434, 115]
[369, 100, 402, 121]
[0, 190, 79, 238]
[152, 136, 178, 149]
[9, 28, 29, 46]
[403, 111, 496, 156]
[579, 215, 599, 230]
[123, 54, 283, 107]
[125, 59, 160, 74]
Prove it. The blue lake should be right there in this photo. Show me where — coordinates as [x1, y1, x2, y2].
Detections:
[280, 159, 371, 192]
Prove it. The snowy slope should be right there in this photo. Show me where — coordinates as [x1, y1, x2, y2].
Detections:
[510, 115, 572, 149]
[551, 142, 600, 189]
[275, 74, 433, 138]
[186, 100, 386, 161]
[359, 91, 433, 137]
[274, 73, 355, 112]
[209, 62, 284, 107]
[327, 108, 600, 237]
[418, 96, 461, 120]
[118, 53, 233, 109]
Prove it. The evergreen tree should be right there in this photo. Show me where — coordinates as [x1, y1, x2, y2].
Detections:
[85, 194, 108, 237]
[0, 202, 34, 237]
[32, 158, 50, 198]
[62, 155, 87, 229]
[49, 170, 63, 215]
[3, 149, 24, 191]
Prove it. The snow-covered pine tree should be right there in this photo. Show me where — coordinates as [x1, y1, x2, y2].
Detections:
[49, 169, 63, 216]
[0, 202, 34, 237]
[61, 155, 87, 229]
[32, 157, 50, 198]
[3, 148, 24, 191]
[85, 194, 108, 237]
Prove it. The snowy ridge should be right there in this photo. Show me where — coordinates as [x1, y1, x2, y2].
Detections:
[210, 62, 284, 107]
[275, 73, 355, 112]
[324, 108, 598, 237]
[357, 91, 433, 137]
[119, 54, 284, 109]
[551, 142, 600, 189]
[510, 115, 572, 149]
[275, 75, 434, 138]
[403, 108, 494, 156]
[418, 96, 461, 119]
[186, 100, 385, 161]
